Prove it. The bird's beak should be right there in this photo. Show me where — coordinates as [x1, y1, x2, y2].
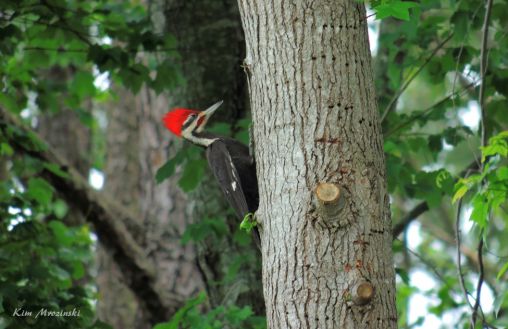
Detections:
[197, 100, 223, 131]
[201, 100, 223, 118]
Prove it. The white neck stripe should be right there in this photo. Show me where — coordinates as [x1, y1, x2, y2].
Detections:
[182, 131, 217, 147]
[181, 116, 217, 147]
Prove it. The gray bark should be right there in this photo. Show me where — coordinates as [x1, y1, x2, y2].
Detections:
[98, 81, 203, 328]
[237, 1, 397, 328]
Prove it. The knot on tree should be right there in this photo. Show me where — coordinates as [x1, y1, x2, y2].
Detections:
[314, 182, 347, 228]
[352, 281, 375, 306]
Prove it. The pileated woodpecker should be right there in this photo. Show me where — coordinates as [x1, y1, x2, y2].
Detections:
[162, 101, 259, 227]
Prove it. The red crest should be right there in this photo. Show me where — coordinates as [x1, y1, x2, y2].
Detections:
[162, 108, 199, 137]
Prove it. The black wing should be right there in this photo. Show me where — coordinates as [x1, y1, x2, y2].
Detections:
[206, 140, 251, 219]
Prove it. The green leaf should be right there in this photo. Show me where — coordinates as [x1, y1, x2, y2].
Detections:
[481, 131, 508, 161]
[155, 159, 177, 184]
[44, 162, 70, 179]
[481, 142, 508, 162]
[178, 159, 206, 192]
[75, 107, 95, 128]
[48, 220, 73, 247]
[413, 171, 441, 207]
[494, 285, 508, 318]
[155, 147, 188, 184]
[452, 184, 468, 204]
[0, 142, 14, 156]
[451, 10, 469, 41]
[53, 199, 69, 219]
[435, 169, 454, 195]
[375, 1, 418, 21]
[70, 71, 96, 99]
[384, 140, 402, 157]
[27, 177, 54, 206]
[496, 167, 508, 181]
[87, 45, 113, 71]
[71, 261, 85, 280]
[240, 213, 257, 233]
[154, 292, 207, 329]
[233, 228, 252, 246]
[49, 265, 72, 289]
[470, 194, 488, 229]
[208, 123, 232, 136]
[395, 268, 410, 285]
[181, 218, 228, 244]
[225, 306, 253, 324]
[155, 147, 194, 184]
[497, 262, 508, 281]
[0, 93, 20, 113]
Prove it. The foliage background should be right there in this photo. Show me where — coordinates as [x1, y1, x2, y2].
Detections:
[0, 0, 507, 328]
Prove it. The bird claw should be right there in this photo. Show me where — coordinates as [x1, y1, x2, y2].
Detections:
[240, 212, 257, 233]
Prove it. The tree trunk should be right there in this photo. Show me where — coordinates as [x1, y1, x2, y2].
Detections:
[98, 85, 202, 329]
[237, 1, 397, 328]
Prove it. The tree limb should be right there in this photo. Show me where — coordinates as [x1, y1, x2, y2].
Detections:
[392, 201, 428, 238]
[0, 107, 181, 324]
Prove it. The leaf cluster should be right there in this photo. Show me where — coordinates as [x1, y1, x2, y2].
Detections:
[0, 152, 103, 328]
[153, 292, 265, 329]
[378, 0, 508, 326]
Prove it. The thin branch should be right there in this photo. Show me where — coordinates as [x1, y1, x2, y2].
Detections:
[455, 198, 474, 310]
[471, 0, 493, 327]
[398, 239, 450, 287]
[380, 33, 454, 123]
[22, 46, 89, 53]
[471, 233, 485, 328]
[420, 211, 498, 290]
[479, 0, 493, 150]
[0, 16, 100, 39]
[384, 80, 478, 138]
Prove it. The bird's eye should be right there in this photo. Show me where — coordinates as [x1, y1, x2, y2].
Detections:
[190, 114, 197, 119]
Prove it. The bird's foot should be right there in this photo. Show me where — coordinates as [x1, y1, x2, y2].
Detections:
[240, 212, 257, 233]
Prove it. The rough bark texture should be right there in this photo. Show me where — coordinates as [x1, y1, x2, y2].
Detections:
[96, 87, 140, 328]
[237, 1, 397, 328]
[164, 0, 264, 314]
[97, 44, 203, 329]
